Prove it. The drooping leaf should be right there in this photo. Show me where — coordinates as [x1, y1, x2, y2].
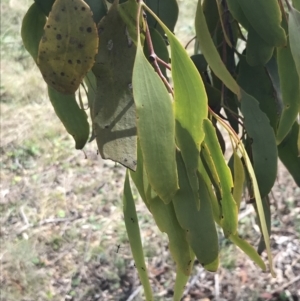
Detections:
[147, 6, 208, 202]
[92, 2, 137, 170]
[288, 4, 300, 81]
[278, 122, 300, 186]
[146, 192, 194, 276]
[276, 35, 300, 144]
[34, 0, 54, 16]
[146, 0, 178, 35]
[47, 86, 90, 149]
[130, 140, 148, 205]
[173, 151, 219, 270]
[211, 110, 275, 276]
[238, 0, 286, 47]
[21, 3, 46, 63]
[132, 40, 178, 204]
[246, 27, 275, 66]
[123, 172, 153, 301]
[229, 234, 266, 271]
[255, 196, 271, 255]
[195, 0, 240, 96]
[240, 89, 278, 198]
[202, 0, 219, 36]
[203, 119, 238, 237]
[85, 0, 108, 24]
[237, 55, 279, 132]
[37, 0, 99, 94]
[233, 151, 245, 210]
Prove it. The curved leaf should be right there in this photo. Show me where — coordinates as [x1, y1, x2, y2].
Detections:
[172, 151, 219, 270]
[123, 172, 153, 301]
[229, 234, 266, 271]
[21, 3, 46, 63]
[203, 119, 238, 237]
[287, 4, 300, 79]
[47, 87, 90, 149]
[195, 0, 240, 96]
[240, 89, 278, 198]
[277, 36, 300, 144]
[278, 122, 300, 186]
[146, 0, 178, 35]
[145, 4, 208, 202]
[237, 55, 279, 132]
[132, 41, 178, 203]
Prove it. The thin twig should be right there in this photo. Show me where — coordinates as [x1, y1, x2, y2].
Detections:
[182, 266, 204, 297]
[126, 285, 143, 301]
[145, 23, 173, 95]
[19, 206, 29, 226]
[270, 274, 300, 294]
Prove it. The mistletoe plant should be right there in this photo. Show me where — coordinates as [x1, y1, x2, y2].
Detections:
[21, 0, 300, 300]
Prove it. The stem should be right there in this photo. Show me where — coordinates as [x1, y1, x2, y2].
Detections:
[145, 22, 173, 95]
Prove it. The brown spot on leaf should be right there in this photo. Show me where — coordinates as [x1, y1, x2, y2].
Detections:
[56, 34, 62, 40]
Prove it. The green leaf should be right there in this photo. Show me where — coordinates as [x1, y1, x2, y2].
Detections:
[147, 192, 193, 276]
[172, 151, 219, 270]
[288, 5, 300, 82]
[233, 151, 245, 210]
[195, 0, 240, 96]
[203, 119, 238, 237]
[123, 172, 153, 301]
[238, 0, 286, 47]
[47, 87, 90, 149]
[85, 0, 107, 24]
[237, 55, 279, 132]
[130, 140, 152, 213]
[34, 0, 54, 16]
[278, 122, 300, 186]
[229, 234, 266, 271]
[132, 40, 178, 204]
[276, 36, 300, 144]
[246, 27, 274, 66]
[92, 2, 137, 170]
[240, 89, 278, 198]
[255, 196, 271, 255]
[21, 3, 46, 63]
[146, 5, 208, 202]
[146, 0, 178, 35]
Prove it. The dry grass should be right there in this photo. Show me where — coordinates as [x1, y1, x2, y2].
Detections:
[1, 1, 300, 301]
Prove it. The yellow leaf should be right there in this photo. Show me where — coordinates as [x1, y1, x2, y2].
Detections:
[37, 0, 98, 94]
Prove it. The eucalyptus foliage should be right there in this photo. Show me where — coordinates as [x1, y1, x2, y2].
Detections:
[21, 0, 300, 299]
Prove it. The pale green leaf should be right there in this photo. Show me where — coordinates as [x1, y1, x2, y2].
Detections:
[132, 41, 178, 203]
[123, 172, 153, 301]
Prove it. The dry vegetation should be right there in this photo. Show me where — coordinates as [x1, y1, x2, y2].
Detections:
[1, 1, 300, 300]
